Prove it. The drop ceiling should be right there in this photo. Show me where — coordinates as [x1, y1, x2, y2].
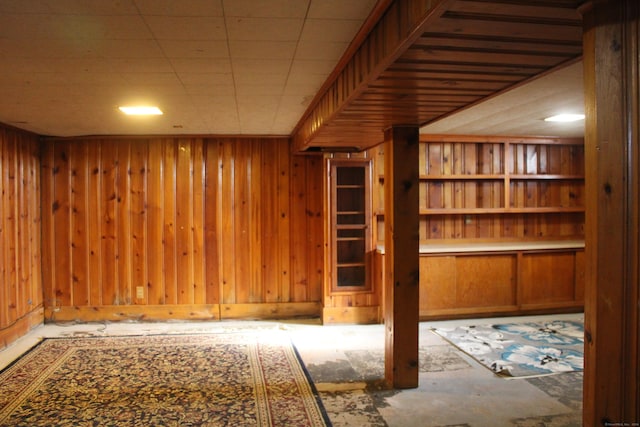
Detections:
[0, 0, 585, 142]
[0, 0, 377, 136]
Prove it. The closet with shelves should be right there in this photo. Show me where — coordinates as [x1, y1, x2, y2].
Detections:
[323, 157, 379, 324]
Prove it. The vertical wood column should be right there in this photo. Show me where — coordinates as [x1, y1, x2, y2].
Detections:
[383, 126, 420, 389]
[582, 0, 640, 424]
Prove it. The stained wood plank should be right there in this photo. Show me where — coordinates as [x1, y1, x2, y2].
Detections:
[203, 140, 220, 305]
[69, 142, 89, 307]
[220, 140, 236, 304]
[192, 140, 206, 305]
[116, 141, 132, 305]
[277, 143, 292, 302]
[384, 126, 420, 389]
[176, 139, 194, 305]
[130, 141, 148, 304]
[53, 141, 72, 308]
[100, 142, 118, 305]
[162, 140, 178, 305]
[146, 140, 165, 305]
[87, 144, 102, 305]
[583, 1, 640, 423]
[260, 145, 278, 303]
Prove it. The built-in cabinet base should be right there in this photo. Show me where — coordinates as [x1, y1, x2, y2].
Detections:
[374, 241, 584, 320]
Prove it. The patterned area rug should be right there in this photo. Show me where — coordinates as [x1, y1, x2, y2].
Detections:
[0, 333, 331, 426]
[432, 319, 584, 378]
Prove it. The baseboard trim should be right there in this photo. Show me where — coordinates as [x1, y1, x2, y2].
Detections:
[0, 307, 44, 349]
[322, 306, 381, 324]
[44, 302, 323, 323]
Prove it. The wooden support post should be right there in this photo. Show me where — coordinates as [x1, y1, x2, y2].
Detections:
[582, 0, 640, 424]
[383, 126, 420, 389]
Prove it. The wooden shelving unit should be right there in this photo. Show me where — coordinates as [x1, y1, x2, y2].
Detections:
[370, 135, 586, 320]
[373, 135, 585, 241]
[329, 159, 372, 293]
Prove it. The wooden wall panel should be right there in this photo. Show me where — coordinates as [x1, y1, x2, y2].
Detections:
[41, 136, 324, 322]
[0, 125, 42, 349]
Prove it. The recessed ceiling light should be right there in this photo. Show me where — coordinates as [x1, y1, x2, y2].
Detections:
[118, 106, 163, 115]
[544, 113, 585, 122]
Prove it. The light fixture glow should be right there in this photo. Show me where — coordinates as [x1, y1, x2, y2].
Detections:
[119, 106, 163, 115]
[544, 113, 585, 122]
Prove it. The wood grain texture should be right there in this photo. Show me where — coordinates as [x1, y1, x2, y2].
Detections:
[383, 126, 420, 389]
[583, 1, 640, 423]
[0, 125, 42, 348]
[293, 0, 584, 152]
[374, 135, 585, 242]
[40, 137, 324, 320]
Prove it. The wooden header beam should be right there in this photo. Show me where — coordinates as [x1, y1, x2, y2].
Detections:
[291, 0, 448, 152]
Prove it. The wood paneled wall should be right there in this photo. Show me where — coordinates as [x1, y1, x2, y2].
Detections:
[41, 137, 324, 322]
[0, 125, 42, 348]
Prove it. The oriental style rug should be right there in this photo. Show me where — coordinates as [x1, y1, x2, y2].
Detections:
[432, 319, 584, 378]
[0, 333, 332, 426]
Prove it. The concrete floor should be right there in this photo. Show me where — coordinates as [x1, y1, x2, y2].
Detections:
[0, 313, 583, 427]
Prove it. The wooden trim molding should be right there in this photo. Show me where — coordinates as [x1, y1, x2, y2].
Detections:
[44, 305, 221, 323]
[0, 307, 43, 350]
[44, 302, 323, 323]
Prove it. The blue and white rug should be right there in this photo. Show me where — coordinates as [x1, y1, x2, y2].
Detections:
[432, 319, 584, 378]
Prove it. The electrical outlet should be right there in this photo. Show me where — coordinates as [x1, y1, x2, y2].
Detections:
[136, 286, 144, 299]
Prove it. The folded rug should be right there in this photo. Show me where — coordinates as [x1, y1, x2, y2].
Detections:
[0, 332, 331, 426]
[432, 319, 584, 378]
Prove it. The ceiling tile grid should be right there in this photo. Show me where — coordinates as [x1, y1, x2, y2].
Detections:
[0, 0, 375, 136]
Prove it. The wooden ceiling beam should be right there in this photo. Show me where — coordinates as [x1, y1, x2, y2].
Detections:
[292, 0, 451, 153]
[292, 0, 585, 153]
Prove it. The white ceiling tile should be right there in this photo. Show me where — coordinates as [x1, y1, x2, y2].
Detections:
[108, 58, 175, 73]
[0, 0, 52, 14]
[120, 73, 183, 86]
[283, 82, 321, 96]
[2, 15, 151, 40]
[289, 60, 336, 77]
[308, 0, 377, 19]
[229, 40, 297, 59]
[85, 39, 165, 58]
[178, 73, 234, 86]
[145, 16, 227, 40]
[183, 83, 236, 96]
[158, 40, 230, 59]
[226, 17, 303, 41]
[134, 0, 223, 16]
[300, 19, 364, 42]
[232, 59, 291, 75]
[237, 95, 280, 110]
[43, 0, 140, 15]
[223, 0, 309, 18]
[233, 73, 287, 87]
[171, 58, 232, 74]
[235, 84, 285, 97]
[294, 40, 348, 60]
